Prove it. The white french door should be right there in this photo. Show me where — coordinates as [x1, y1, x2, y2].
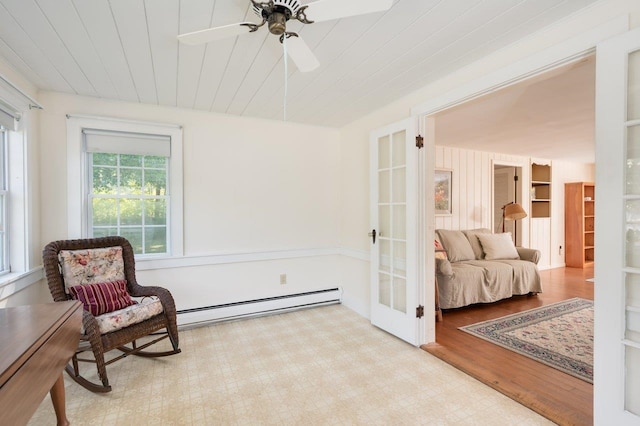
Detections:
[369, 118, 422, 345]
[594, 26, 640, 424]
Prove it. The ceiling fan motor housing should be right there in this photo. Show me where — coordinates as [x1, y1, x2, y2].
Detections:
[253, 0, 302, 35]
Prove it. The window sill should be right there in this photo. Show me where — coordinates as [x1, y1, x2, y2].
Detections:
[0, 267, 44, 300]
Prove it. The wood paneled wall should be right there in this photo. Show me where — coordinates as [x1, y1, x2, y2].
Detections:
[434, 145, 529, 232]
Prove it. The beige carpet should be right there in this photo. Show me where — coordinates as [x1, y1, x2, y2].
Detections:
[30, 304, 551, 425]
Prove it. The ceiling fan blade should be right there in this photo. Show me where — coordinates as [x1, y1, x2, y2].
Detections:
[286, 36, 320, 72]
[302, 0, 393, 23]
[177, 23, 254, 45]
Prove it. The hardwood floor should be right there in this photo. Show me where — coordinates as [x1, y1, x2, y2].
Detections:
[422, 266, 594, 426]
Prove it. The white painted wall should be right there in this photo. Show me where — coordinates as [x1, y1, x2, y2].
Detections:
[36, 91, 342, 313]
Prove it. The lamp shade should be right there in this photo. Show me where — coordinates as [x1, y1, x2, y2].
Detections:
[504, 203, 527, 220]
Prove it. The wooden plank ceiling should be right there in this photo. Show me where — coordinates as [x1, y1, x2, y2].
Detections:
[0, 0, 599, 127]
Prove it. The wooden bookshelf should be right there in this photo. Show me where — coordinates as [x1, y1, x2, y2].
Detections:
[565, 182, 595, 268]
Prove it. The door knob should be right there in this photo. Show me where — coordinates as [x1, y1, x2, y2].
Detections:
[368, 229, 377, 244]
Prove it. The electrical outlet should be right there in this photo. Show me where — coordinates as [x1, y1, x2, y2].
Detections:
[280, 274, 287, 285]
[559, 245, 563, 255]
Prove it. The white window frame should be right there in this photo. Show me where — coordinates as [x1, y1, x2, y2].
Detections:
[67, 115, 183, 258]
[0, 111, 31, 288]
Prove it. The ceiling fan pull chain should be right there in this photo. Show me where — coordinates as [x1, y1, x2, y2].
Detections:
[283, 34, 288, 121]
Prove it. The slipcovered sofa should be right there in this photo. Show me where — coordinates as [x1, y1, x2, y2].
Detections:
[435, 228, 542, 309]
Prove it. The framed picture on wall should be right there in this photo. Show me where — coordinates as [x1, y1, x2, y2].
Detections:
[435, 169, 452, 215]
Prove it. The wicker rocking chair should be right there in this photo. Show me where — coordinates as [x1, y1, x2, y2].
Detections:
[42, 236, 181, 393]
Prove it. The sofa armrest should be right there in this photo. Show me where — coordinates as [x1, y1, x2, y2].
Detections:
[436, 258, 453, 276]
[517, 247, 541, 264]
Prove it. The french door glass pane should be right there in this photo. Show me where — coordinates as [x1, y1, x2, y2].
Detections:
[626, 345, 640, 415]
[392, 168, 406, 202]
[626, 199, 640, 268]
[629, 49, 640, 121]
[391, 130, 406, 167]
[379, 273, 391, 307]
[393, 205, 406, 239]
[393, 277, 407, 313]
[379, 206, 390, 239]
[379, 170, 391, 203]
[393, 241, 406, 277]
[626, 274, 640, 343]
[626, 125, 640, 194]
[378, 135, 390, 169]
[379, 239, 391, 273]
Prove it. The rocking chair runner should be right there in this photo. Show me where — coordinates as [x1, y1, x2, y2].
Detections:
[42, 236, 181, 393]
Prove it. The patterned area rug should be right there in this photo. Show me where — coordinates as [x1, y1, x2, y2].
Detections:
[460, 298, 593, 383]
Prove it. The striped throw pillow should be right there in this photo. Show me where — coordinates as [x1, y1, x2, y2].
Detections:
[69, 280, 136, 316]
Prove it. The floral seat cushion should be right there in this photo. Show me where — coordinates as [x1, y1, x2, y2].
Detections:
[94, 297, 164, 335]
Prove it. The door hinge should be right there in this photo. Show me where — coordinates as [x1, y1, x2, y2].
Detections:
[415, 135, 424, 149]
[416, 305, 424, 318]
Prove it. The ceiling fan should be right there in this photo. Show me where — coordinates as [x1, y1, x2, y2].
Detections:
[177, 0, 393, 72]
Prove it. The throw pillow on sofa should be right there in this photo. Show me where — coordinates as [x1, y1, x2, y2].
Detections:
[462, 228, 491, 259]
[476, 233, 520, 260]
[437, 229, 475, 262]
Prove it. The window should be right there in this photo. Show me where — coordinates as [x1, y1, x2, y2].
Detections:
[84, 129, 172, 256]
[67, 116, 183, 258]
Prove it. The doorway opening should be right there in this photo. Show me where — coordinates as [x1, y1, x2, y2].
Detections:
[493, 164, 525, 246]
[419, 53, 597, 425]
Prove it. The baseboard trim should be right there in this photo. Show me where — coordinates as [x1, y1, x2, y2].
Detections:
[177, 287, 342, 327]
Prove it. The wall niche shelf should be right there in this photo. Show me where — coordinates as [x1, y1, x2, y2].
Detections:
[531, 163, 551, 218]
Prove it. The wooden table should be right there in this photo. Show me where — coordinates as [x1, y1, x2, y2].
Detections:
[0, 301, 82, 426]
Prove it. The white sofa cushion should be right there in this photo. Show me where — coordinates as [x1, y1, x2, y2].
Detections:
[463, 228, 491, 259]
[477, 232, 520, 260]
[437, 229, 475, 262]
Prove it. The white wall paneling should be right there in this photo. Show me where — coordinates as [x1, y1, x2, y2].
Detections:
[530, 217, 552, 269]
[433, 146, 529, 234]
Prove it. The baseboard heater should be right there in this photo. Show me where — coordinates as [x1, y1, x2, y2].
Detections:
[176, 288, 342, 328]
